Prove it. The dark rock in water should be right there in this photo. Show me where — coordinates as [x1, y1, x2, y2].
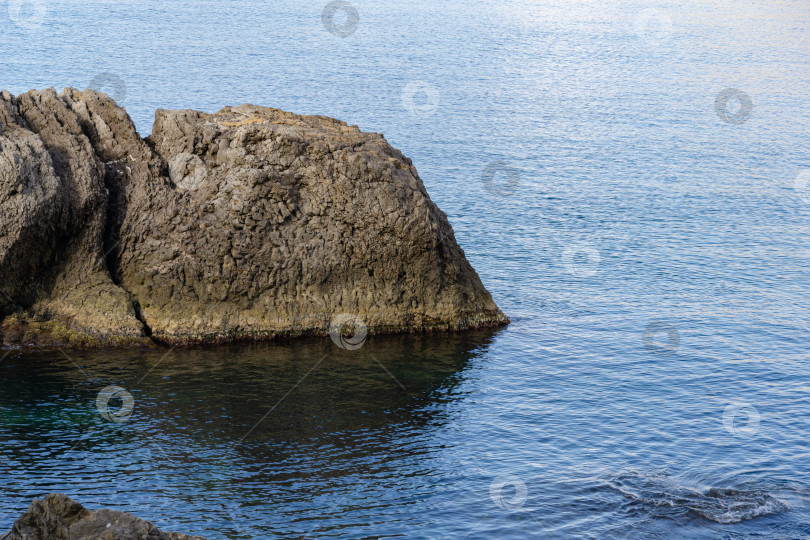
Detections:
[689, 487, 790, 525]
[607, 470, 791, 525]
[0, 493, 205, 539]
[0, 88, 508, 348]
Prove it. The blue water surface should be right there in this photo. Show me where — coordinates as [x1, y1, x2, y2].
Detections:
[1, 0, 810, 538]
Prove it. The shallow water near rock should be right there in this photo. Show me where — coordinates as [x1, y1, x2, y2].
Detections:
[2, 0, 810, 538]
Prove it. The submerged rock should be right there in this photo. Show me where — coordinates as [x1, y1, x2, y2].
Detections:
[0, 493, 205, 540]
[0, 88, 507, 347]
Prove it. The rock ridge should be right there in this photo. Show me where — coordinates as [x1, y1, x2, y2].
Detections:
[0, 88, 508, 348]
[0, 493, 206, 540]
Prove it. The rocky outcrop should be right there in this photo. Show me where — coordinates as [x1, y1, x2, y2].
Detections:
[0, 494, 205, 540]
[0, 88, 507, 347]
[0, 89, 150, 347]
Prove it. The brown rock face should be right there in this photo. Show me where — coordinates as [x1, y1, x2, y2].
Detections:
[0, 88, 508, 347]
[0, 493, 205, 540]
[0, 88, 149, 347]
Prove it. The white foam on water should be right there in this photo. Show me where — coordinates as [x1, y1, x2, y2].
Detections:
[607, 471, 791, 525]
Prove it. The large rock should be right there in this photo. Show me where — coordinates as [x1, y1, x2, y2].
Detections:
[0, 88, 507, 347]
[0, 89, 150, 347]
[0, 494, 205, 540]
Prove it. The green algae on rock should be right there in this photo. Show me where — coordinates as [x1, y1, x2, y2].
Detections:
[0, 88, 508, 348]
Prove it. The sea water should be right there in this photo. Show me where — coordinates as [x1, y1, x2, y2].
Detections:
[1, 0, 809, 538]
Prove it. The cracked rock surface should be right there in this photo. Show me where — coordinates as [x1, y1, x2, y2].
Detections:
[0, 493, 206, 540]
[0, 88, 508, 347]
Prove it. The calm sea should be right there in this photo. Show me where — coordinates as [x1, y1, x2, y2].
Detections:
[1, 0, 810, 538]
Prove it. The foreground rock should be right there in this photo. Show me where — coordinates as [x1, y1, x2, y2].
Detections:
[0, 88, 507, 347]
[0, 494, 205, 540]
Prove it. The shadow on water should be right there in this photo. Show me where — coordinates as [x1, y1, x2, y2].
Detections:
[0, 328, 503, 537]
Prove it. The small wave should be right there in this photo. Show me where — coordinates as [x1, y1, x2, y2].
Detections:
[688, 487, 790, 524]
[606, 471, 790, 524]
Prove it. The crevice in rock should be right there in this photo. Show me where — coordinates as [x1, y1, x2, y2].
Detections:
[102, 164, 125, 284]
[131, 300, 153, 339]
[99, 163, 159, 345]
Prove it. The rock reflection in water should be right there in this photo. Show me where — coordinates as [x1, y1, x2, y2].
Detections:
[0, 328, 502, 538]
